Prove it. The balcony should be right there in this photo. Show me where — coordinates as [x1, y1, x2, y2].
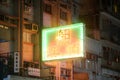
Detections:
[85, 37, 101, 55]
[101, 59, 120, 72]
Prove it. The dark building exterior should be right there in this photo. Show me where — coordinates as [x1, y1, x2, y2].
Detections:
[0, 0, 120, 80]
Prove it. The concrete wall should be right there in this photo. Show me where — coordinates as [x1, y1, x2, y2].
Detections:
[85, 37, 101, 55]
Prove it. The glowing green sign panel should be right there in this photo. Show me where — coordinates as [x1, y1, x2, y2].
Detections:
[42, 23, 85, 61]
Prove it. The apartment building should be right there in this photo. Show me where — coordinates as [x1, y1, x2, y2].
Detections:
[0, 0, 120, 80]
[99, 0, 120, 79]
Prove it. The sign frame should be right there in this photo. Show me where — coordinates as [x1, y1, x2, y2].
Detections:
[42, 23, 85, 61]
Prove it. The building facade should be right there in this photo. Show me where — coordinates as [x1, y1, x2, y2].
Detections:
[0, 0, 120, 80]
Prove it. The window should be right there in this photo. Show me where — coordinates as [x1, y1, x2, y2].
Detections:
[73, 4, 77, 15]
[114, 51, 120, 63]
[116, 0, 120, 13]
[24, 24, 32, 30]
[60, 3, 67, 9]
[0, 0, 8, 4]
[48, 0, 57, 2]
[24, 5, 31, 12]
[62, 0, 71, 4]
[102, 46, 109, 60]
[86, 52, 97, 61]
[24, 0, 33, 6]
[101, 0, 107, 10]
[60, 9, 67, 20]
[44, 3, 52, 14]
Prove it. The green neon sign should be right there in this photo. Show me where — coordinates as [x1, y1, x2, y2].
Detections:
[42, 23, 85, 61]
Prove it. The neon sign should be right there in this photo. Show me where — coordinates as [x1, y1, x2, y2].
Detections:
[42, 23, 85, 61]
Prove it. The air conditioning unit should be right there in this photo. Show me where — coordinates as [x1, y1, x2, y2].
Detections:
[32, 23, 38, 32]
